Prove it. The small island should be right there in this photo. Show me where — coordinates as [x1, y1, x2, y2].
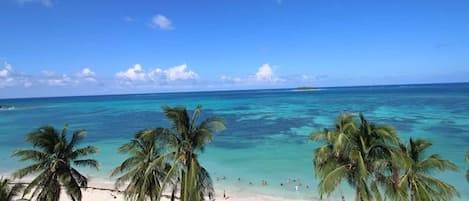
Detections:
[294, 86, 319, 91]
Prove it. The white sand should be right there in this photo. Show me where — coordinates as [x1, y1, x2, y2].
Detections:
[77, 179, 322, 201]
[4, 175, 323, 201]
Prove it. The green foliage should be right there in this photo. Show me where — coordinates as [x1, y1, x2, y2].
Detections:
[311, 113, 399, 201]
[0, 177, 24, 201]
[311, 113, 460, 201]
[398, 138, 459, 201]
[12, 125, 99, 201]
[113, 105, 225, 201]
[159, 105, 225, 201]
[111, 128, 171, 201]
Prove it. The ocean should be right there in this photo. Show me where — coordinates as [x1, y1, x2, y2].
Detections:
[1, 83, 469, 200]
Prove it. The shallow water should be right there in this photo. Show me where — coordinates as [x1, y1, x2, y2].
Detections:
[1, 83, 469, 200]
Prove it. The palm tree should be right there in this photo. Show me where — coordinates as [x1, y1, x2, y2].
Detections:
[111, 128, 172, 201]
[311, 113, 399, 201]
[311, 113, 355, 201]
[12, 125, 99, 201]
[0, 177, 23, 201]
[158, 105, 225, 201]
[397, 138, 459, 201]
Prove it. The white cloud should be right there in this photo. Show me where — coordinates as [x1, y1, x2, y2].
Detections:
[162, 64, 197, 81]
[44, 74, 77, 86]
[41, 70, 56, 77]
[255, 64, 275, 81]
[220, 75, 242, 83]
[78, 68, 96, 77]
[77, 68, 97, 82]
[40, 68, 98, 86]
[254, 63, 284, 83]
[150, 15, 173, 30]
[16, 0, 53, 7]
[299, 74, 328, 82]
[0, 62, 32, 88]
[0, 63, 13, 77]
[116, 64, 198, 85]
[220, 63, 284, 85]
[115, 64, 146, 81]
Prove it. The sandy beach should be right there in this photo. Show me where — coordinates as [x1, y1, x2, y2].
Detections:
[75, 179, 322, 201]
[77, 187, 318, 201]
[5, 175, 323, 201]
[77, 187, 320, 201]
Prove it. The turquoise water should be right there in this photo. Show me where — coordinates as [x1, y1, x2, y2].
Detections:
[1, 83, 469, 200]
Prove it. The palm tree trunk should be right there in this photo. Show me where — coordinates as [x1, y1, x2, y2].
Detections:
[393, 166, 399, 189]
[355, 185, 360, 201]
[180, 170, 186, 201]
[181, 152, 192, 201]
[410, 183, 414, 201]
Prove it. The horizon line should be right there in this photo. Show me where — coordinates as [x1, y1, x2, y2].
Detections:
[1, 81, 468, 101]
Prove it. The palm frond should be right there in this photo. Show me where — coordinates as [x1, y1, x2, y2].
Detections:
[13, 125, 98, 201]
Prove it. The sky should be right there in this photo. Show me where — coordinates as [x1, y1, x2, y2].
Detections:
[0, 0, 468, 98]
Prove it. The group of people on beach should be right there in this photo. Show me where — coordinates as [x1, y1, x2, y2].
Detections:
[217, 176, 307, 189]
[216, 175, 310, 200]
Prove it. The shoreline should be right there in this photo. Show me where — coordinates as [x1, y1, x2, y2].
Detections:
[1, 173, 328, 201]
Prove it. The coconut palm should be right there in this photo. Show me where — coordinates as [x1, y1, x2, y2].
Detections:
[111, 128, 172, 201]
[397, 138, 459, 201]
[12, 125, 99, 201]
[0, 177, 24, 201]
[311, 113, 399, 201]
[158, 105, 225, 201]
[311, 113, 356, 201]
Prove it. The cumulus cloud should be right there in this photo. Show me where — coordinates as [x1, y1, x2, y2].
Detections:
[116, 64, 146, 81]
[77, 68, 97, 82]
[115, 64, 198, 86]
[0, 63, 100, 89]
[43, 74, 76, 86]
[157, 64, 197, 81]
[16, 0, 53, 7]
[150, 15, 173, 30]
[0, 62, 32, 88]
[0, 63, 14, 77]
[220, 63, 284, 85]
[253, 63, 284, 83]
[255, 64, 275, 81]
[78, 68, 96, 77]
[40, 68, 98, 86]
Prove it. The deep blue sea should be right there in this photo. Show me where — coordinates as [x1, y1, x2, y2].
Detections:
[1, 83, 469, 200]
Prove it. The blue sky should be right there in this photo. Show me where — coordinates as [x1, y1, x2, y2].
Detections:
[1, 0, 468, 98]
